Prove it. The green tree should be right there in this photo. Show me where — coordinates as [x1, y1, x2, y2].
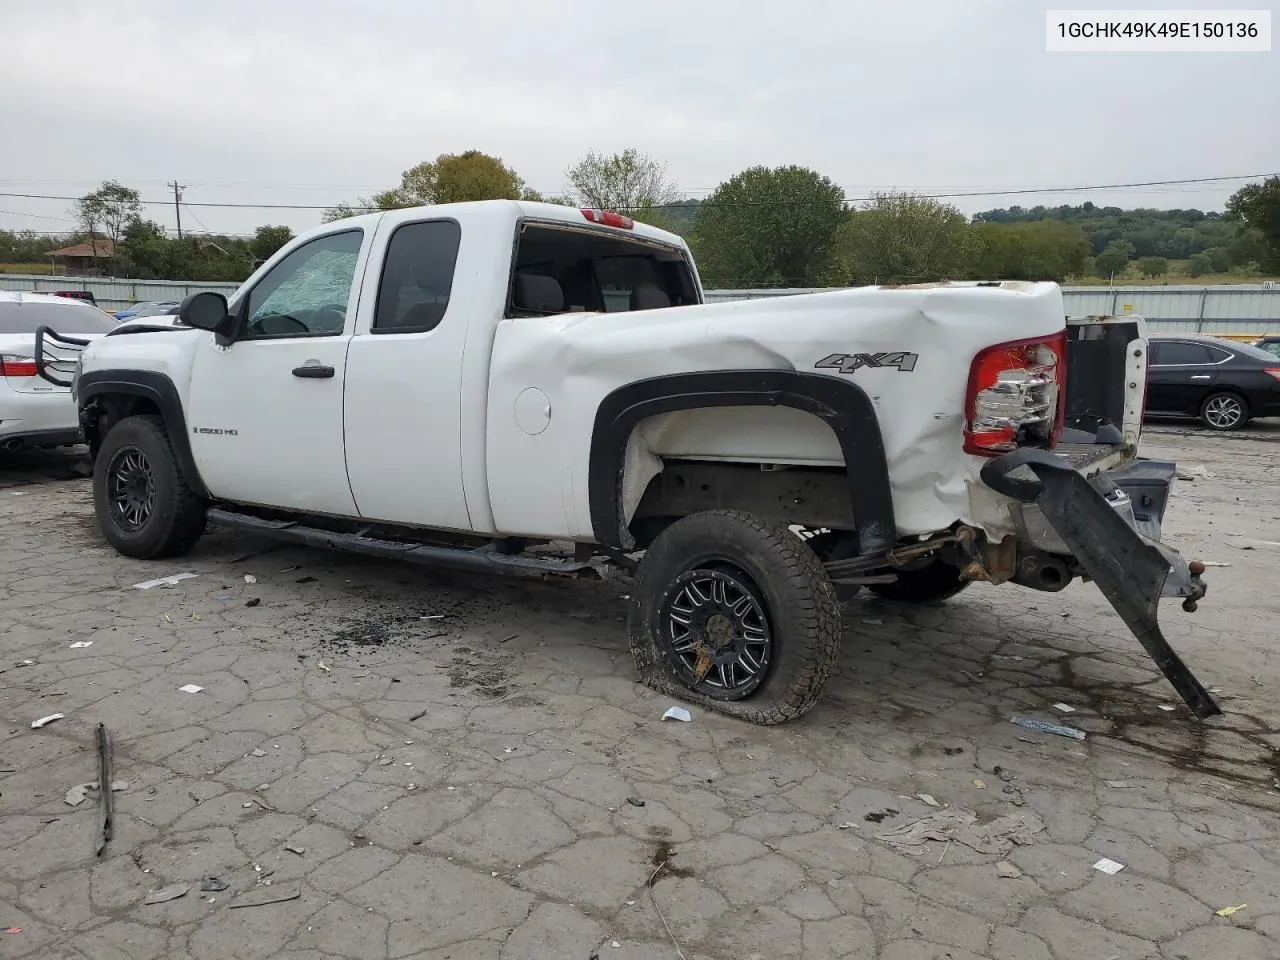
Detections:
[1186, 252, 1213, 277]
[835, 192, 971, 284]
[564, 148, 681, 228]
[1094, 239, 1135, 279]
[249, 225, 294, 264]
[692, 166, 845, 287]
[1226, 228, 1271, 272]
[970, 220, 1090, 281]
[1137, 256, 1168, 278]
[1205, 246, 1233, 272]
[1226, 176, 1280, 271]
[73, 180, 142, 252]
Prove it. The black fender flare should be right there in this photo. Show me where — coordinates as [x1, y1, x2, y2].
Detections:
[76, 369, 210, 499]
[588, 370, 896, 554]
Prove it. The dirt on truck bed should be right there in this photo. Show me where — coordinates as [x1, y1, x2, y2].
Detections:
[2, 424, 1279, 959]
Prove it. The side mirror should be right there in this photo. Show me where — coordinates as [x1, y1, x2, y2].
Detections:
[179, 291, 231, 332]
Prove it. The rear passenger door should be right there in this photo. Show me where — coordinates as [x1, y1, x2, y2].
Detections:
[1146, 340, 1218, 415]
[343, 213, 472, 530]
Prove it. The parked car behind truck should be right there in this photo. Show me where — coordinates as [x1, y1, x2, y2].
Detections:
[38, 200, 1218, 723]
[1145, 334, 1280, 430]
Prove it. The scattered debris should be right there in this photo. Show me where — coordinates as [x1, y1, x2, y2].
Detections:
[245, 598, 261, 608]
[229, 884, 301, 909]
[1051, 702, 1076, 714]
[134, 572, 198, 590]
[916, 793, 940, 807]
[873, 809, 1045, 857]
[248, 796, 274, 812]
[500, 634, 517, 643]
[316, 662, 331, 673]
[284, 845, 305, 856]
[837, 822, 859, 830]
[419, 614, 445, 621]
[1104, 781, 1137, 789]
[144, 883, 190, 905]
[1199, 561, 1231, 568]
[70, 641, 94, 649]
[409, 709, 429, 722]
[296, 576, 317, 584]
[1009, 716, 1086, 740]
[244, 574, 258, 584]
[626, 797, 646, 807]
[95, 722, 114, 857]
[996, 861, 1023, 879]
[662, 706, 692, 722]
[200, 877, 229, 892]
[178, 684, 204, 694]
[5, 927, 21, 935]
[17, 659, 35, 667]
[65, 783, 95, 806]
[862, 618, 883, 625]
[1216, 903, 1247, 918]
[972, 779, 988, 790]
[1158, 705, 1176, 713]
[1017, 737, 1042, 745]
[31, 713, 64, 729]
[251, 748, 266, 758]
[1093, 857, 1126, 875]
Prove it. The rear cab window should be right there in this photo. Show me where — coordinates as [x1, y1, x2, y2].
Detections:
[506, 220, 699, 317]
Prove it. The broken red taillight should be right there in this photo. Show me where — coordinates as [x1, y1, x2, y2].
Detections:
[580, 208, 634, 229]
[1, 357, 37, 378]
[1264, 368, 1280, 383]
[963, 332, 1067, 456]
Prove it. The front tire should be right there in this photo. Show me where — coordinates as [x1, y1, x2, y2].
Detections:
[94, 415, 206, 559]
[629, 510, 842, 725]
[1199, 392, 1248, 431]
[868, 558, 970, 603]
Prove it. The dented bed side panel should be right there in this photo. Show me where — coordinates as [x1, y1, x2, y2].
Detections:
[484, 282, 1069, 541]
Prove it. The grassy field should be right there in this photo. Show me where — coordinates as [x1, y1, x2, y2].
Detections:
[0, 263, 55, 275]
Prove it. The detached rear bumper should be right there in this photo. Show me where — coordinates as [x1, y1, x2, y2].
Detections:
[981, 448, 1219, 720]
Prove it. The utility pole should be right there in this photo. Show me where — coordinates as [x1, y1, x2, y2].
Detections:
[169, 180, 186, 240]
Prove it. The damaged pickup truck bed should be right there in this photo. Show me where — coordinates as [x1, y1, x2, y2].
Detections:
[37, 199, 1218, 723]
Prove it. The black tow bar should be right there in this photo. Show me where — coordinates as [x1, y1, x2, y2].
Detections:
[981, 449, 1220, 720]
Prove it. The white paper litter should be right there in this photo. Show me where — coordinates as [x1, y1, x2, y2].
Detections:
[1093, 857, 1126, 875]
[916, 793, 941, 807]
[70, 641, 94, 649]
[133, 572, 198, 590]
[1158, 705, 1176, 712]
[178, 684, 204, 694]
[874, 809, 1045, 857]
[661, 706, 692, 722]
[244, 574, 258, 584]
[1052, 702, 1076, 714]
[31, 713, 64, 728]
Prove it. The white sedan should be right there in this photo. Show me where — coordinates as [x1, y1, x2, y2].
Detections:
[0, 292, 119, 452]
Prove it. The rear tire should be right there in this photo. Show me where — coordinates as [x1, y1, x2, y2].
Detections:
[868, 558, 970, 603]
[630, 510, 842, 725]
[1199, 392, 1247, 431]
[94, 415, 206, 559]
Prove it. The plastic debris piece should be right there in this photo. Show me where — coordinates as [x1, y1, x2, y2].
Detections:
[178, 684, 204, 694]
[1216, 903, 1247, 918]
[1051, 702, 1075, 714]
[837, 822, 859, 830]
[65, 782, 96, 806]
[245, 598, 261, 608]
[862, 619, 883, 625]
[1009, 716, 1086, 740]
[626, 796, 646, 807]
[419, 614, 445, 620]
[244, 574, 258, 583]
[996, 861, 1023, 879]
[5, 927, 21, 934]
[18, 659, 35, 666]
[145, 882, 190, 905]
[70, 641, 94, 649]
[31, 713, 64, 729]
[1093, 857, 1126, 875]
[201, 877, 229, 892]
[1104, 780, 1136, 789]
[1158, 705, 1176, 712]
[284, 845, 305, 856]
[874, 809, 1045, 857]
[317, 662, 331, 673]
[229, 883, 301, 909]
[661, 706, 692, 722]
[1199, 561, 1231, 568]
[1018, 737, 1042, 745]
[251, 748, 266, 757]
[162, 615, 172, 624]
[972, 779, 988, 789]
[134, 572, 198, 590]
[917, 793, 940, 807]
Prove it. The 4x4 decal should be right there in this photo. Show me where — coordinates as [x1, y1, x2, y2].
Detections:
[815, 351, 919, 374]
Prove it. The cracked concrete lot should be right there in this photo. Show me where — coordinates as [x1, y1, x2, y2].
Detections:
[2, 424, 1279, 960]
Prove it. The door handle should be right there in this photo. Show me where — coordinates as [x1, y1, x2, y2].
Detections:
[292, 364, 334, 379]
[1189, 374, 1211, 380]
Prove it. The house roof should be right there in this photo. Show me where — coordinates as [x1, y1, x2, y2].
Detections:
[45, 239, 115, 258]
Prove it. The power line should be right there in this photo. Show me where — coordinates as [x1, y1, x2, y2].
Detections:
[0, 172, 1272, 213]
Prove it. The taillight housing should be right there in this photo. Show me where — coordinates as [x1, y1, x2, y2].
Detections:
[964, 332, 1067, 456]
[1, 357, 38, 378]
[1264, 368, 1280, 383]
[581, 208, 634, 229]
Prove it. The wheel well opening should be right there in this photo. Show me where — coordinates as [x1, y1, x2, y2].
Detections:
[85, 393, 163, 454]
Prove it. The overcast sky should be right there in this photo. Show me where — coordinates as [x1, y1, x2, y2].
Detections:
[2, 0, 1276, 238]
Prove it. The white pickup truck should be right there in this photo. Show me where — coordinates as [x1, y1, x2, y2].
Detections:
[38, 199, 1218, 724]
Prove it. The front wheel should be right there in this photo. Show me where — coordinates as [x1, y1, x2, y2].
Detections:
[629, 510, 842, 725]
[93, 415, 207, 559]
[1200, 392, 1248, 431]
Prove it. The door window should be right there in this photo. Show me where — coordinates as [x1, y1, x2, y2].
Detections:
[373, 220, 462, 333]
[243, 230, 363, 339]
[1151, 341, 1213, 365]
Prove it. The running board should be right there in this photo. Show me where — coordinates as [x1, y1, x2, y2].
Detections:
[205, 508, 603, 579]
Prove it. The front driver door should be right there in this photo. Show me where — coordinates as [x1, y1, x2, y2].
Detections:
[186, 228, 369, 515]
